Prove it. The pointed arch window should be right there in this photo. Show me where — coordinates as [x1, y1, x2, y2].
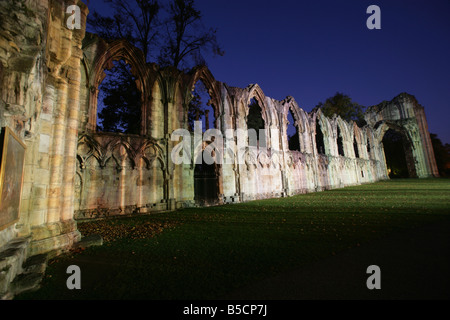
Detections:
[353, 136, 360, 158]
[247, 98, 265, 148]
[96, 59, 142, 135]
[189, 79, 216, 132]
[287, 109, 300, 151]
[316, 118, 325, 155]
[337, 126, 345, 156]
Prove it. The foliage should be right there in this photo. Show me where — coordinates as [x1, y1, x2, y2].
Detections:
[316, 92, 366, 126]
[97, 60, 142, 134]
[87, 0, 223, 133]
[88, 0, 223, 69]
[78, 218, 178, 243]
[88, 0, 160, 61]
[188, 89, 205, 131]
[188, 80, 211, 131]
[87, 11, 135, 44]
[430, 133, 450, 177]
[157, 0, 224, 70]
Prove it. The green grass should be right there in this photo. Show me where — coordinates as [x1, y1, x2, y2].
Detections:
[16, 178, 450, 300]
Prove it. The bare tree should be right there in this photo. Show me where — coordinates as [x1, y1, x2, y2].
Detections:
[88, 0, 160, 62]
[87, 0, 224, 133]
[158, 0, 224, 69]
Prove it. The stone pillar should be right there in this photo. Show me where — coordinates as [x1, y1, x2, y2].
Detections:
[28, 0, 88, 256]
[414, 106, 439, 177]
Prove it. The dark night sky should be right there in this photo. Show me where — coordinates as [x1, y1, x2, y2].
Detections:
[85, 0, 450, 144]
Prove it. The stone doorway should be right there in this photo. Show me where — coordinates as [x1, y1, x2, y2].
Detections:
[194, 160, 220, 206]
[382, 128, 417, 178]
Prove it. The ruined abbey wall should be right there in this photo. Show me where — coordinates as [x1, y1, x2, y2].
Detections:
[0, 0, 439, 298]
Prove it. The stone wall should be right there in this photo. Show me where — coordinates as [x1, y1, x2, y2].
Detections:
[0, 0, 89, 298]
[0, 1, 439, 298]
[75, 37, 440, 214]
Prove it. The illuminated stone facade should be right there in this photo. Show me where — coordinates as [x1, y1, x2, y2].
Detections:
[0, 0, 439, 298]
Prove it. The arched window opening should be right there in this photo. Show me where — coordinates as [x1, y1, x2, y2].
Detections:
[315, 118, 325, 155]
[367, 138, 371, 157]
[353, 136, 360, 158]
[97, 60, 142, 134]
[189, 80, 215, 132]
[247, 98, 265, 148]
[287, 109, 300, 151]
[382, 129, 416, 178]
[337, 126, 345, 156]
[191, 80, 220, 206]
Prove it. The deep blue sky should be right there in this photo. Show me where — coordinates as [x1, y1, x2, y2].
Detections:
[85, 0, 450, 144]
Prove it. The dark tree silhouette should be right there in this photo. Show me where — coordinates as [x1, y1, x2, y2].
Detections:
[157, 0, 224, 70]
[97, 60, 142, 134]
[88, 0, 160, 61]
[316, 92, 366, 126]
[88, 0, 223, 134]
[88, 0, 160, 134]
[430, 133, 450, 177]
[188, 85, 206, 132]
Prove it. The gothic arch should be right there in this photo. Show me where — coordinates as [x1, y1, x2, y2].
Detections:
[365, 127, 375, 159]
[239, 84, 277, 151]
[282, 96, 306, 152]
[85, 39, 153, 135]
[77, 133, 104, 169]
[376, 121, 418, 178]
[353, 123, 364, 158]
[108, 139, 136, 170]
[186, 65, 223, 130]
[335, 118, 346, 157]
[138, 139, 165, 170]
[90, 40, 149, 92]
[185, 67, 224, 205]
[283, 97, 304, 132]
[375, 121, 413, 146]
[245, 84, 270, 125]
[312, 109, 330, 155]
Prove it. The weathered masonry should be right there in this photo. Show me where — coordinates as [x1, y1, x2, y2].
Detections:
[0, 1, 439, 298]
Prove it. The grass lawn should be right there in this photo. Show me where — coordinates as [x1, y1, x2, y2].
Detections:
[15, 178, 450, 300]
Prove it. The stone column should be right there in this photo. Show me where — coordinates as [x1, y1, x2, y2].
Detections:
[414, 106, 439, 177]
